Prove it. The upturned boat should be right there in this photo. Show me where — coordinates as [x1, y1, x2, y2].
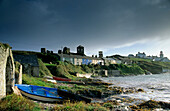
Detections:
[53, 76, 71, 81]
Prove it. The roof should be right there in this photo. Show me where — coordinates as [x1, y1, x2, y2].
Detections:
[77, 45, 84, 48]
[102, 57, 116, 61]
[57, 53, 102, 60]
[13, 55, 39, 67]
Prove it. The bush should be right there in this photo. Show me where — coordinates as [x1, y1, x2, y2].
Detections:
[81, 64, 93, 73]
[0, 94, 40, 111]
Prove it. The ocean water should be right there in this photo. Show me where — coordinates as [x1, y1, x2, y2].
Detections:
[101, 73, 170, 102]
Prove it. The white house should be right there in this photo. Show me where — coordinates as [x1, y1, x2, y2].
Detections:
[136, 52, 146, 58]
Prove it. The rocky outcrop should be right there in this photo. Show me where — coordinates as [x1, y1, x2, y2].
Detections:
[0, 43, 15, 99]
[15, 61, 22, 84]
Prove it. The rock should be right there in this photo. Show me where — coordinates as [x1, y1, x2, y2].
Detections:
[116, 100, 122, 103]
[112, 105, 131, 111]
[12, 86, 22, 96]
[137, 88, 144, 92]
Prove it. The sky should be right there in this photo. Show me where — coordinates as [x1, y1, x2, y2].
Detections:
[0, 0, 170, 58]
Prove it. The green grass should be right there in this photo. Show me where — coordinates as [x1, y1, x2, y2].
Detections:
[0, 94, 40, 111]
[0, 43, 11, 49]
[117, 64, 145, 75]
[22, 74, 108, 96]
[46, 61, 86, 80]
[22, 74, 55, 88]
[130, 57, 170, 74]
[38, 59, 52, 77]
[44, 63, 56, 66]
[130, 57, 152, 62]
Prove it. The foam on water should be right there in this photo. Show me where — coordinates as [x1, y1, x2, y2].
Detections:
[101, 73, 170, 102]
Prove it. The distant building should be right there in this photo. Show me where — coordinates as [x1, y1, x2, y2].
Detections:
[77, 45, 85, 56]
[57, 45, 104, 65]
[102, 57, 116, 66]
[146, 55, 153, 60]
[63, 47, 70, 54]
[136, 52, 146, 58]
[114, 58, 122, 64]
[41, 48, 46, 53]
[47, 50, 50, 54]
[13, 55, 39, 77]
[99, 51, 103, 58]
[128, 54, 134, 58]
[160, 51, 164, 58]
[161, 57, 170, 62]
[106, 55, 122, 64]
[133, 51, 170, 62]
[121, 58, 133, 65]
[152, 51, 170, 62]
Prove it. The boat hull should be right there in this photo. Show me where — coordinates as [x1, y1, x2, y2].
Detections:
[20, 90, 62, 102]
[15, 84, 63, 102]
[53, 76, 71, 81]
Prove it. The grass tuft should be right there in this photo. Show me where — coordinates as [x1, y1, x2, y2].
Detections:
[0, 94, 40, 111]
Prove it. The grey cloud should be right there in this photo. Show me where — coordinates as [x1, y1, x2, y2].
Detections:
[1, 0, 170, 53]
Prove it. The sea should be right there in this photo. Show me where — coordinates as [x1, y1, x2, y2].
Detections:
[101, 73, 170, 103]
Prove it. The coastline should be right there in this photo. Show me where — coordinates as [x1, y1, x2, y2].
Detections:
[93, 73, 170, 110]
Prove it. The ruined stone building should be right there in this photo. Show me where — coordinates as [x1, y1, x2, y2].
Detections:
[0, 43, 15, 99]
[13, 55, 39, 77]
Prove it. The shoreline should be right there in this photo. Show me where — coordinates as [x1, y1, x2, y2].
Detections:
[93, 75, 170, 110]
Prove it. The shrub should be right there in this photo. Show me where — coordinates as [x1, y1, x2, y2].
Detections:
[0, 94, 40, 111]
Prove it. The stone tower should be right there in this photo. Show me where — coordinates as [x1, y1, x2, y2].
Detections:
[99, 51, 103, 58]
[77, 45, 84, 55]
[41, 48, 46, 53]
[63, 47, 70, 54]
[160, 51, 164, 58]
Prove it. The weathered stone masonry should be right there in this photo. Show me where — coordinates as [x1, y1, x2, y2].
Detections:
[0, 44, 15, 99]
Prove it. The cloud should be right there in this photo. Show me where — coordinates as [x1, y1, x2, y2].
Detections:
[1, 0, 170, 57]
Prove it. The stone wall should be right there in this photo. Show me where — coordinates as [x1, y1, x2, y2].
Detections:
[0, 44, 15, 99]
[108, 70, 121, 76]
[94, 69, 120, 77]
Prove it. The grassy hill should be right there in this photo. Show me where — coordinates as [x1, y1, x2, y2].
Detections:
[13, 50, 170, 76]
[130, 58, 170, 74]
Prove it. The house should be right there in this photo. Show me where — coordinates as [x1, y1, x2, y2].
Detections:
[106, 55, 122, 64]
[102, 57, 116, 66]
[161, 57, 170, 62]
[154, 57, 170, 62]
[128, 54, 135, 58]
[146, 55, 153, 60]
[136, 52, 146, 58]
[121, 58, 133, 65]
[13, 55, 39, 77]
[153, 51, 170, 62]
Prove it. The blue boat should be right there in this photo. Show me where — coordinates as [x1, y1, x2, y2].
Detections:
[15, 84, 64, 102]
[15, 84, 91, 103]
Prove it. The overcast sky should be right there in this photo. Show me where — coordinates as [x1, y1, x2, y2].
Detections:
[1, 0, 170, 57]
